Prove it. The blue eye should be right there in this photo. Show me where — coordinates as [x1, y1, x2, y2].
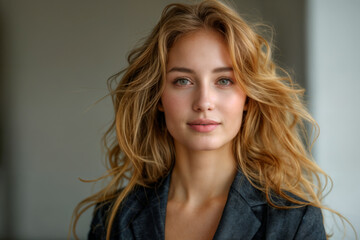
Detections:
[175, 78, 191, 86]
[217, 78, 233, 86]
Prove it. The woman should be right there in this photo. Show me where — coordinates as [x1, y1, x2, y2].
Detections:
[71, 0, 339, 239]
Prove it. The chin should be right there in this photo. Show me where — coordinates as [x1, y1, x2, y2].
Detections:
[184, 141, 228, 152]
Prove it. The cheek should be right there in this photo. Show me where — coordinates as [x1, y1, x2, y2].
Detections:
[161, 91, 187, 121]
[222, 94, 246, 122]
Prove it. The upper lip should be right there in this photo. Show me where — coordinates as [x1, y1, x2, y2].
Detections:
[187, 119, 220, 125]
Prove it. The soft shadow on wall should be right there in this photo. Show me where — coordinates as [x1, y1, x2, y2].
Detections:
[0, 8, 13, 238]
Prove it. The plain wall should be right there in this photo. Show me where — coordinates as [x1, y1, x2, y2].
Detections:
[0, 0, 181, 238]
[307, 0, 360, 239]
[0, 0, 308, 239]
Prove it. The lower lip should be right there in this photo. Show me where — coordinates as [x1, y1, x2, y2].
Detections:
[188, 124, 219, 133]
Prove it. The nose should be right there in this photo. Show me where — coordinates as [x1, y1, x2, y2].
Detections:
[192, 84, 215, 112]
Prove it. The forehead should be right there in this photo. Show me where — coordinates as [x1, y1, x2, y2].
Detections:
[167, 29, 232, 70]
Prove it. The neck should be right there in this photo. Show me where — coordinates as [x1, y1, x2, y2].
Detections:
[168, 142, 237, 206]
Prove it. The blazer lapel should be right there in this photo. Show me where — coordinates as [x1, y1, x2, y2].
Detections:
[131, 174, 171, 240]
[130, 170, 265, 240]
[213, 170, 266, 240]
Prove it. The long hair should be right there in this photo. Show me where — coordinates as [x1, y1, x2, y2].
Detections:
[70, 0, 350, 239]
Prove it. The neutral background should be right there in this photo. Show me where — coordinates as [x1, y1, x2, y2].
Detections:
[0, 0, 359, 239]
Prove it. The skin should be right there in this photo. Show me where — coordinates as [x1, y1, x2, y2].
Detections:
[160, 29, 247, 240]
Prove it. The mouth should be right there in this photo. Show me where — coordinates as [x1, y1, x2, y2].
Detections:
[187, 119, 220, 132]
[187, 119, 220, 125]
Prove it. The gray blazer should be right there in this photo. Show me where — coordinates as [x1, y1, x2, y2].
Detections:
[88, 170, 326, 239]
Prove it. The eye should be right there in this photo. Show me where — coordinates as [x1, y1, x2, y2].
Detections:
[217, 78, 233, 86]
[174, 78, 192, 86]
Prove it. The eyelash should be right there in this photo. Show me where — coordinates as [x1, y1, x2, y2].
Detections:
[216, 78, 233, 86]
[172, 77, 234, 87]
[173, 78, 192, 86]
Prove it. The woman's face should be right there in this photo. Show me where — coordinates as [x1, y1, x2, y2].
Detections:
[160, 29, 247, 152]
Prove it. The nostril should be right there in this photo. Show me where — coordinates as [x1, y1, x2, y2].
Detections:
[192, 87, 215, 111]
[193, 102, 215, 112]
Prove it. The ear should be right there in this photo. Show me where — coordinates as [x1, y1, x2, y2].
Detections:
[158, 101, 164, 112]
[243, 97, 249, 111]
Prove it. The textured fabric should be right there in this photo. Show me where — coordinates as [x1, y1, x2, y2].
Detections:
[88, 170, 326, 240]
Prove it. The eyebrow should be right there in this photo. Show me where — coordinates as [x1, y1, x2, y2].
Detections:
[167, 67, 233, 73]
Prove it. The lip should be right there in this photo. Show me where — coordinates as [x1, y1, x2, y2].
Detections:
[187, 119, 220, 133]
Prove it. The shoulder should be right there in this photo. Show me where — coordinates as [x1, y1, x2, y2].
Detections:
[230, 171, 326, 239]
[88, 201, 111, 240]
[294, 204, 326, 239]
[88, 176, 169, 239]
[262, 201, 325, 238]
[247, 191, 326, 239]
[88, 185, 152, 240]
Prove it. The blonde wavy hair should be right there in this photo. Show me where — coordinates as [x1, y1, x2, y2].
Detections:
[70, 0, 352, 239]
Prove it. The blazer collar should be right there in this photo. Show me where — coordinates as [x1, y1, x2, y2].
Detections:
[213, 170, 266, 240]
[131, 170, 266, 240]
